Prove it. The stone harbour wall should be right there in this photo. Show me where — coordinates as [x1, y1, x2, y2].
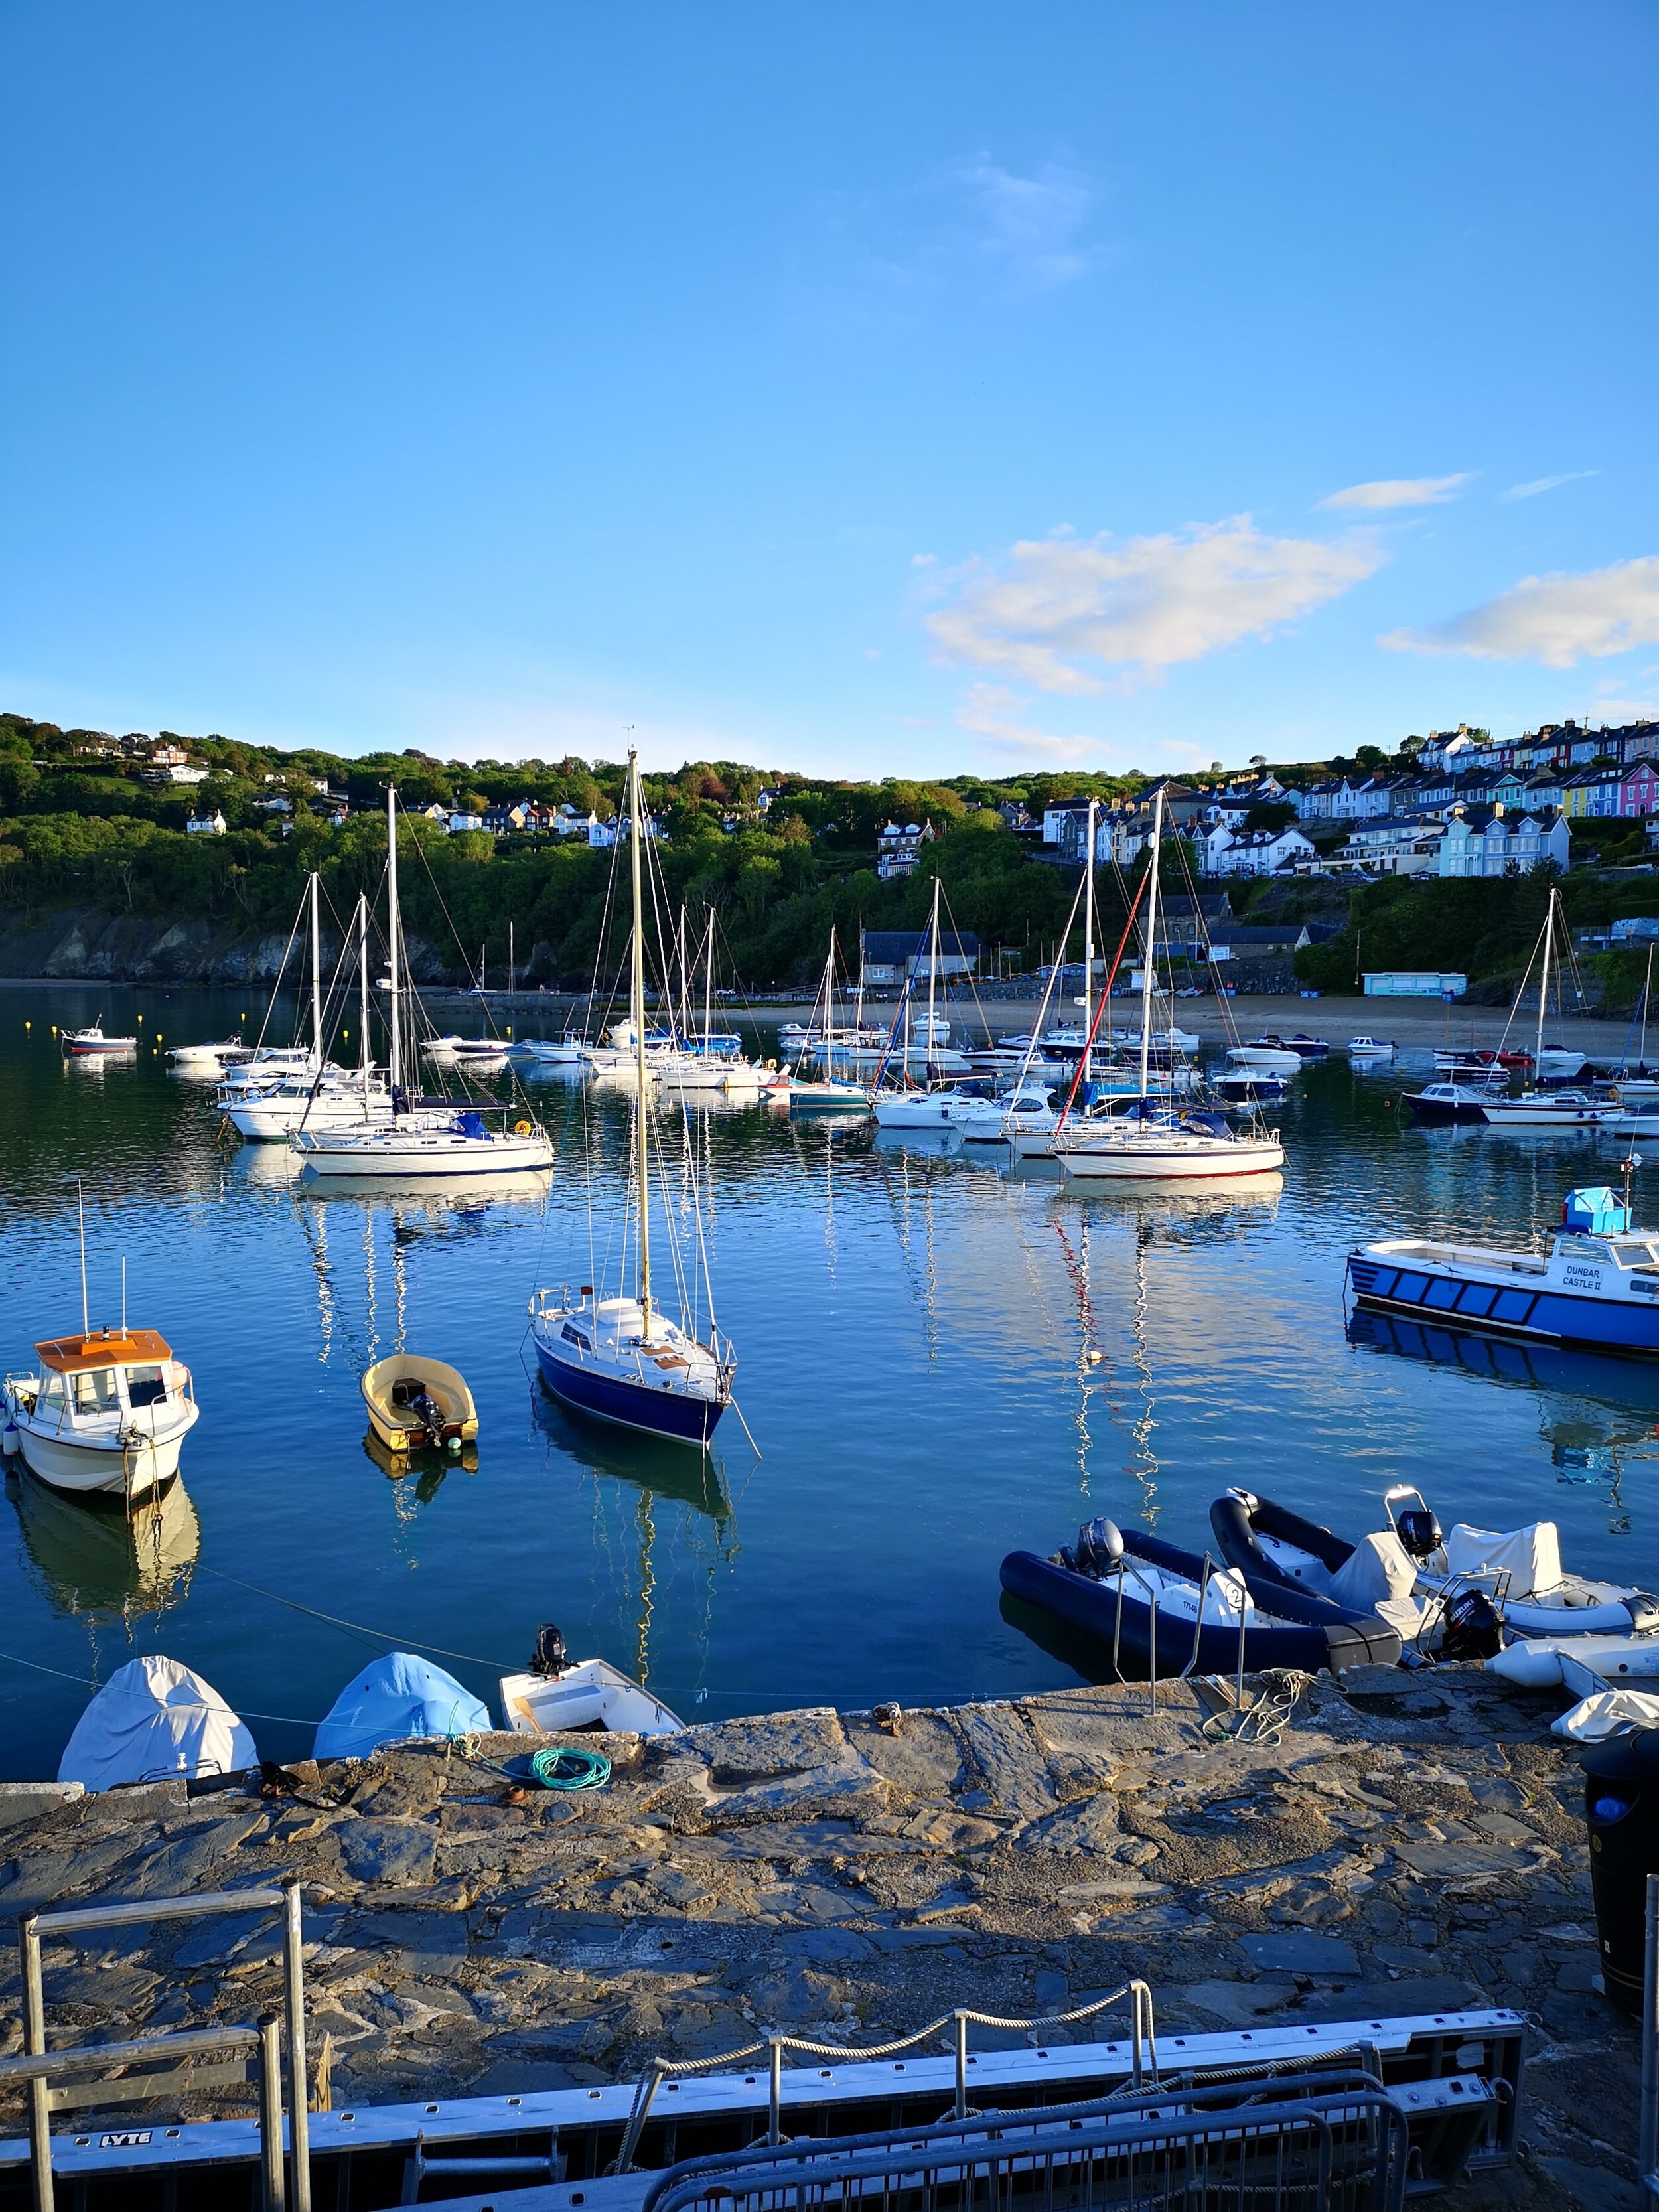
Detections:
[0, 1667, 1637, 2209]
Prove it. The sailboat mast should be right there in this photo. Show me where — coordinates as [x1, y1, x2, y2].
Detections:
[926, 877, 940, 1082]
[703, 913, 714, 1050]
[630, 751, 653, 1329]
[77, 1178, 88, 1337]
[825, 929, 837, 1078]
[1139, 789, 1165, 1098]
[309, 871, 323, 1063]
[1643, 944, 1654, 1070]
[1536, 889, 1552, 1069]
[358, 895, 370, 1083]
[509, 922, 514, 1002]
[386, 788, 402, 1102]
[1084, 799, 1096, 1083]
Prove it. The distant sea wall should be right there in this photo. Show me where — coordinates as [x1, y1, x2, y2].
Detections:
[0, 905, 472, 986]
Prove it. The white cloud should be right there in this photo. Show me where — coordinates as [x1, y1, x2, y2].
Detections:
[1380, 555, 1659, 668]
[1499, 471, 1598, 503]
[952, 156, 1099, 290]
[910, 553, 937, 567]
[954, 683, 1102, 761]
[1319, 474, 1473, 511]
[926, 518, 1382, 694]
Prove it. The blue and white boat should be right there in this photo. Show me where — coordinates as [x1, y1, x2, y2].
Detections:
[528, 749, 735, 1449]
[1346, 1185, 1659, 1359]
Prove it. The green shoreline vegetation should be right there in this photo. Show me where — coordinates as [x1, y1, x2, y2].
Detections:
[2, 711, 1658, 1003]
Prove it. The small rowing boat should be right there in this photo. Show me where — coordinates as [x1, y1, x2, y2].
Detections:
[360, 1354, 479, 1454]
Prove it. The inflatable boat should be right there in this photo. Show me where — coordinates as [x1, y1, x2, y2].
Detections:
[1209, 1484, 1659, 1646]
[1486, 1632, 1659, 1690]
[1000, 1518, 1402, 1677]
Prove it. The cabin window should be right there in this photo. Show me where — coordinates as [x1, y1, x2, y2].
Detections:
[38, 1374, 66, 1416]
[1610, 1241, 1659, 1270]
[125, 1364, 169, 1407]
[70, 1368, 119, 1414]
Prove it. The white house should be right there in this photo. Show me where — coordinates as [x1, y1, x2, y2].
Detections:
[877, 820, 934, 879]
[447, 812, 484, 834]
[185, 809, 227, 836]
[1438, 806, 1570, 879]
[1200, 824, 1315, 877]
[589, 813, 664, 848]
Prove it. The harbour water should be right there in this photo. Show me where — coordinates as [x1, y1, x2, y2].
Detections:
[1, 984, 1656, 1781]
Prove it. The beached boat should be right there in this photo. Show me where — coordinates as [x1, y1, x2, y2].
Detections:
[1001, 1516, 1402, 1675]
[360, 1354, 479, 1454]
[1346, 1183, 1659, 1357]
[528, 749, 734, 1449]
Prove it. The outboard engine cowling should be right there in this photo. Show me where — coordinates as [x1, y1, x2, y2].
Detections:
[1395, 1507, 1444, 1560]
[530, 1623, 570, 1678]
[1075, 1517, 1125, 1579]
[1439, 1586, 1504, 1660]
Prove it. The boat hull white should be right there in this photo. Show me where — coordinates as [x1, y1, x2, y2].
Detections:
[1055, 1135, 1287, 1181]
[499, 1660, 683, 1736]
[294, 1125, 554, 1177]
[11, 1418, 192, 1500]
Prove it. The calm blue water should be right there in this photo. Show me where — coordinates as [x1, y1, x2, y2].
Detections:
[1, 984, 1656, 1781]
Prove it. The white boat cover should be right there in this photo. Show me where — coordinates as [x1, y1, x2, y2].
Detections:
[1329, 1531, 1420, 1632]
[1442, 1520, 1562, 1597]
[1552, 1684, 1659, 1741]
[58, 1655, 257, 1791]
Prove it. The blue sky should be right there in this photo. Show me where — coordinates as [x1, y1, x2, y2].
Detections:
[3, 4, 1656, 779]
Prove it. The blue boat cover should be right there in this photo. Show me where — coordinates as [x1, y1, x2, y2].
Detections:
[1563, 1187, 1630, 1235]
[313, 1653, 490, 1761]
[453, 1111, 488, 1140]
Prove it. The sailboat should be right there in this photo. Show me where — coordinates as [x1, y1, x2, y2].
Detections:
[1052, 791, 1286, 1183]
[870, 880, 980, 1129]
[775, 930, 872, 1108]
[528, 750, 735, 1447]
[1478, 889, 1597, 1124]
[224, 884, 396, 1139]
[291, 790, 554, 1178]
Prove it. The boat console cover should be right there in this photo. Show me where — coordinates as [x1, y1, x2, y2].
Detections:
[313, 1653, 490, 1761]
[1442, 1521, 1562, 1597]
[1323, 1530, 1422, 1635]
[58, 1655, 255, 1791]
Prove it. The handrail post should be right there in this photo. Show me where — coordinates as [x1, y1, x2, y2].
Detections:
[259, 2012, 287, 2211]
[954, 2010, 968, 2119]
[20, 1913, 52, 2212]
[283, 1882, 311, 2212]
[1148, 1585, 1159, 1716]
[1181, 1554, 1212, 1682]
[1111, 1562, 1126, 1684]
[768, 2035, 784, 2146]
[1642, 1873, 1659, 2182]
[1236, 1580, 1248, 1714]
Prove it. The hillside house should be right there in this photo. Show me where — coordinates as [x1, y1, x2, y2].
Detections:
[859, 928, 980, 987]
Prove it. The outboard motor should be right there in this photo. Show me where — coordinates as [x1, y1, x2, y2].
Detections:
[530, 1623, 569, 1678]
[1074, 1517, 1125, 1580]
[1395, 1504, 1444, 1561]
[1439, 1586, 1504, 1661]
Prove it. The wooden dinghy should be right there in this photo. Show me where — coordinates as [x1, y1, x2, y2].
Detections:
[360, 1354, 479, 1454]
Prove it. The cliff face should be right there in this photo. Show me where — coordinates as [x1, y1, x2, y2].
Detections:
[0, 906, 469, 984]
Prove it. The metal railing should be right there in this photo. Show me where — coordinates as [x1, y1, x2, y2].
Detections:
[17, 1878, 311, 2212]
[612, 1985, 1157, 2175]
[0, 2020, 286, 2211]
[636, 2072, 1411, 2212]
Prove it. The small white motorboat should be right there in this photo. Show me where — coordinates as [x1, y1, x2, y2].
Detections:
[166, 1037, 248, 1072]
[1348, 1037, 1396, 1061]
[500, 1627, 682, 1735]
[955, 1082, 1058, 1144]
[58, 1655, 255, 1790]
[60, 1023, 137, 1056]
[1226, 1045, 1302, 1074]
[3, 1326, 200, 1501]
[1382, 1485, 1659, 1637]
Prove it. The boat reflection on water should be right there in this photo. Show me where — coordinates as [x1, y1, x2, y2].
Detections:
[362, 1426, 480, 1491]
[1345, 1307, 1659, 1528]
[997, 1585, 1145, 1687]
[530, 1378, 734, 1521]
[292, 1168, 554, 1215]
[10, 1469, 199, 1626]
[1062, 1169, 1285, 1213]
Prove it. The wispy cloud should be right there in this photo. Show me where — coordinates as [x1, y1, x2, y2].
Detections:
[1318, 474, 1473, 512]
[1380, 554, 1659, 668]
[1498, 470, 1599, 503]
[951, 155, 1100, 291]
[926, 518, 1382, 694]
[954, 682, 1102, 761]
[847, 155, 1104, 305]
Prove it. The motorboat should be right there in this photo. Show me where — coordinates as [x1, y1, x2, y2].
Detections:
[1214, 1071, 1287, 1104]
[1001, 1516, 1402, 1676]
[313, 1653, 490, 1761]
[424, 1035, 513, 1069]
[58, 1656, 255, 1790]
[1226, 1044, 1302, 1074]
[1258, 1032, 1329, 1061]
[1404, 1080, 1508, 1122]
[1054, 1100, 1285, 1182]
[166, 1037, 249, 1073]
[224, 1070, 394, 1141]
[772, 1075, 872, 1110]
[870, 1085, 981, 1130]
[518, 1035, 587, 1064]
[1432, 1047, 1529, 1074]
[499, 1625, 683, 1735]
[1348, 1037, 1396, 1061]
[1537, 1047, 1589, 1080]
[955, 1082, 1058, 1145]
[1479, 1088, 1621, 1128]
[1379, 1484, 1659, 1639]
[1345, 1183, 1659, 1357]
[360, 1353, 479, 1455]
[4, 1325, 198, 1502]
[60, 1023, 137, 1055]
[528, 749, 734, 1449]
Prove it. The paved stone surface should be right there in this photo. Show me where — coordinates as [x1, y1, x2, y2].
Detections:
[0, 1671, 1636, 2204]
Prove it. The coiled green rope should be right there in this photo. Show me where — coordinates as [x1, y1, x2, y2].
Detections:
[530, 1745, 611, 1791]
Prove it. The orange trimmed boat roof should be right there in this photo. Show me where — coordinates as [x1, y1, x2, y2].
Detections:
[35, 1327, 173, 1374]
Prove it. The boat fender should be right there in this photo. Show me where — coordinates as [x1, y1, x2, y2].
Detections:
[1, 1421, 17, 1459]
[1628, 1594, 1659, 1635]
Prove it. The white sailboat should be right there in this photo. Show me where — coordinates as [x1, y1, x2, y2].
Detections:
[871, 881, 980, 1129]
[1052, 791, 1286, 1183]
[222, 882, 394, 1139]
[528, 749, 734, 1447]
[1480, 889, 1593, 1120]
[291, 790, 553, 1179]
[776, 930, 873, 1108]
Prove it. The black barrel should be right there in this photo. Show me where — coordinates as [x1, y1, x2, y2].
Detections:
[1582, 1728, 1659, 2014]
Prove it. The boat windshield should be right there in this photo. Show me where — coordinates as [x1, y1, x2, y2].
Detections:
[125, 1363, 169, 1406]
[1611, 1240, 1659, 1269]
[70, 1368, 119, 1414]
